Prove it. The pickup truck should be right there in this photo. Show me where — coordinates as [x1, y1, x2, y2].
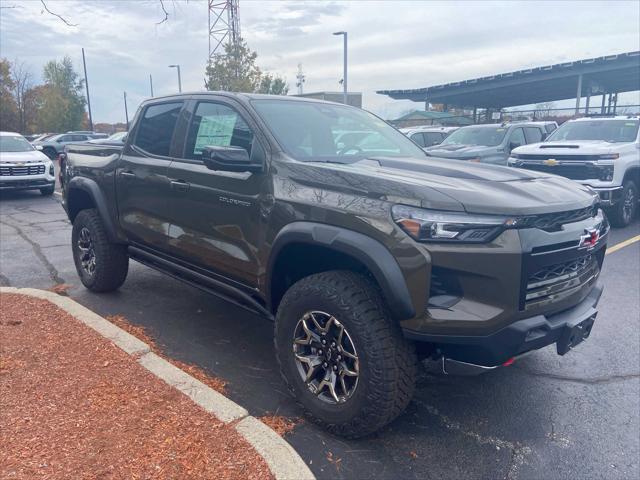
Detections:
[62, 93, 608, 438]
[509, 116, 640, 227]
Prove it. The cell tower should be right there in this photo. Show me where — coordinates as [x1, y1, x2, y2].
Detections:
[208, 0, 241, 61]
[296, 64, 306, 95]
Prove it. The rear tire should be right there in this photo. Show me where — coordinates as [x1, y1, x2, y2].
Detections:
[72, 209, 129, 292]
[607, 180, 637, 227]
[275, 270, 416, 438]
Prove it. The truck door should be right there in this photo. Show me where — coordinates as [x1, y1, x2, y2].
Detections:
[165, 98, 269, 288]
[116, 100, 185, 251]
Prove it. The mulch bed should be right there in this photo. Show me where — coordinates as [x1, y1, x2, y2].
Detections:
[0, 293, 273, 480]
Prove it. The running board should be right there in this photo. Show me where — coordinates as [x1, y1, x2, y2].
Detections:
[128, 246, 273, 321]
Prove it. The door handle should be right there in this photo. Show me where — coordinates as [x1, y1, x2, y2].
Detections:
[170, 179, 190, 192]
[119, 170, 136, 179]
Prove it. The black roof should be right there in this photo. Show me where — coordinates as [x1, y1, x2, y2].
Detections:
[377, 51, 640, 108]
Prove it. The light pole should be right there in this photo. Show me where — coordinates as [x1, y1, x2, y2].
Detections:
[168, 64, 182, 93]
[333, 31, 347, 105]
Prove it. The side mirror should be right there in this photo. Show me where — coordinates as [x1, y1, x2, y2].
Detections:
[35, 145, 44, 151]
[121, 134, 128, 144]
[202, 145, 262, 173]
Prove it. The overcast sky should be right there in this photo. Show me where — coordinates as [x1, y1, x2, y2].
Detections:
[1, 0, 638, 123]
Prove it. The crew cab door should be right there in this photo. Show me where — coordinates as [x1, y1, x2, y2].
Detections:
[116, 100, 185, 250]
[164, 97, 270, 288]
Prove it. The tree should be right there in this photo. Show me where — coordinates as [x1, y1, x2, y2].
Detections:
[40, 56, 86, 132]
[258, 74, 289, 95]
[205, 38, 288, 95]
[11, 60, 33, 133]
[0, 58, 18, 131]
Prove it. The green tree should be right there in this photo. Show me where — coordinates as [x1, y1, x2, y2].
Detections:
[205, 38, 288, 95]
[0, 58, 18, 131]
[40, 56, 86, 132]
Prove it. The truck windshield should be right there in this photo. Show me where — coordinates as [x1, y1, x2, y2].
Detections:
[546, 119, 639, 143]
[251, 99, 426, 162]
[440, 126, 507, 147]
[0, 136, 35, 152]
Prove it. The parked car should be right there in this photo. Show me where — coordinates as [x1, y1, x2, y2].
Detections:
[0, 132, 56, 195]
[509, 116, 640, 227]
[425, 122, 550, 165]
[400, 126, 458, 147]
[29, 133, 58, 143]
[32, 132, 93, 159]
[63, 93, 607, 437]
[87, 131, 127, 144]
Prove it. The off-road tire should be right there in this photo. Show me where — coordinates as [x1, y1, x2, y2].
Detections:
[72, 209, 129, 292]
[39, 185, 55, 196]
[275, 270, 416, 438]
[607, 180, 637, 228]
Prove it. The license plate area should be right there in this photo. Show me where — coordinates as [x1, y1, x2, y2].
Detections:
[557, 314, 596, 355]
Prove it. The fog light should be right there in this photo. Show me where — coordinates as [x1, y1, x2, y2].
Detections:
[49, 164, 55, 176]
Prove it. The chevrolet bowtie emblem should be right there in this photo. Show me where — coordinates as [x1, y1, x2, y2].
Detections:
[543, 159, 558, 166]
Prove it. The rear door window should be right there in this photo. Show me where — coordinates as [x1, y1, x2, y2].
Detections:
[524, 127, 543, 144]
[134, 101, 184, 157]
[424, 132, 443, 146]
[509, 128, 526, 148]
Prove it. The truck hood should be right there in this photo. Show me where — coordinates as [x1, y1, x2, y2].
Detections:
[0, 150, 50, 163]
[424, 144, 498, 159]
[512, 140, 620, 155]
[280, 156, 597, 216]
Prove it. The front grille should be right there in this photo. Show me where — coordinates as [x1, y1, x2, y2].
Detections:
[518, 205, 597, 231]
[521, 163, 601, 180]
[517, 154, 600, 161]
[0, 165, 46, 176]
[525, 254, 599, 310]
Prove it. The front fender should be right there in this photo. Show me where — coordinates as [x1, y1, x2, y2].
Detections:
[267, 222, 416, 321]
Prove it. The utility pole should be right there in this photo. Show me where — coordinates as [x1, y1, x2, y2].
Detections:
[82, 48, 93, 131]
[296, 63, 305, 95]
[149, 74, 154, 97]
[168, 64, 182, 93]
[123, 91, 129, 130]
[333, 31, 347, 105]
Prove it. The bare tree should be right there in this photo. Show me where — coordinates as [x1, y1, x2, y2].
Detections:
[38, 0, 177, 27]
[11, 60, 33, 133]
[534, 101, 556, 120]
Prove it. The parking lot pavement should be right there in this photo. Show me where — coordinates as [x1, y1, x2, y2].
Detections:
[1, 190, 639, 480]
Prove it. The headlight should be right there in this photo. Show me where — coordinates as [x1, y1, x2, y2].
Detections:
[598, 154, 619, 160]
[598, 165, 614, 181]
[391, 205, 517, 243]
[510, 153, 521, 159]
[49, 162, 55, 176]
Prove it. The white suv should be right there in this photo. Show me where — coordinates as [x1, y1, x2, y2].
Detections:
[400, 126, 458, 148]
[509, 116, 640, 227]
[0, 132, 56, 196]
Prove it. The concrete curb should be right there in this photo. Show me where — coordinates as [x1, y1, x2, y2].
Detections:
[1, 287, 314, 480]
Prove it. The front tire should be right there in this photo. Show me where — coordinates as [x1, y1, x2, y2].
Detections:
[72, 209, 129, 292]
[608, 180, 637, 227]
[275, 271, 416, 438]
[39, 185, 55, 196]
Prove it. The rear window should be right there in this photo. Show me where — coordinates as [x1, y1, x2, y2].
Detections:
[134, 102, 184, 156]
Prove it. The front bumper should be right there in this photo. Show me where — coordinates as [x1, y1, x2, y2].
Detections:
[0, 161, 55, 191]
[589, 186, 623, 206]
[0, 178, 55, 191]
[415, 283, 602, 367]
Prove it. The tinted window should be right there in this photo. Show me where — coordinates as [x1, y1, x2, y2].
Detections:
[424, 132, 444, 146]
[544, 124, 557, 134]
[509, 128, 526, 148]
[184, 102, 254, 160]
[58, 135, 72, 142]
[524, 127, 543, 144]
[71, 135, 88, 141]
[134, 102, 183, 156]
[410, 133, 426, 147]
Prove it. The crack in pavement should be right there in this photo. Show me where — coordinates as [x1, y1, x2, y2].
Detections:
[0, 218, 65, 285]
[413, 399, 532, 480]
[515, 368, 640, 385]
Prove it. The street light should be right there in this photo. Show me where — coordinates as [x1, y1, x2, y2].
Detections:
[168, 64, 182, 93]
[333, 31, 347, 105]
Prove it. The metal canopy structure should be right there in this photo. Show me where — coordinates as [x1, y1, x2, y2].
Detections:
[377, 51, 640, 110]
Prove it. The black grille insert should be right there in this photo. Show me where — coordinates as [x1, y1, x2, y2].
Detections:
[518, 206, 597, 231]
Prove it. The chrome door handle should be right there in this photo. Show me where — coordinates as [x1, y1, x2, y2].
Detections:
[119, 171, 136, 178]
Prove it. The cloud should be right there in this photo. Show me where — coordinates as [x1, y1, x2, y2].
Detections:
[1, 0, 638, 122]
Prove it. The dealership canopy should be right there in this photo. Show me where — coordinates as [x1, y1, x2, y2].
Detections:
[377, 51, 640, 109]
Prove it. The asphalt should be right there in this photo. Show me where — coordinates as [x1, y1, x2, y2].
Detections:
[1, 189, 638, 480]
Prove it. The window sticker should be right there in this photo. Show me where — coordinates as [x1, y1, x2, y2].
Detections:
[194, 114, 237, 154]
